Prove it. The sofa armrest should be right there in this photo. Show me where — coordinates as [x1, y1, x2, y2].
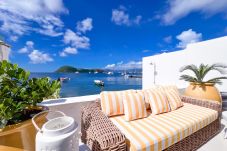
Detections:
[81, 101, 126, 151]
[181, 95, 222, 116]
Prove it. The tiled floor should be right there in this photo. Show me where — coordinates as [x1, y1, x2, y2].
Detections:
[198, 118, 227, 151]
[79, 118, 227, 151]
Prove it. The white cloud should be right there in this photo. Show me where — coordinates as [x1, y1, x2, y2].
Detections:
[176, 29, 202, 48]
[0, 0, 67, 38]
[77, 18, 93, 33]
[19, 41, 54, 64]
[26, 41, 34, 48]
[161, 0, 227, 25]
[163, 36, 172, 43]
[37, 24, 63, 37]
[10, 35, 18, 42]
[63, 29, 90, 49]
[111, 6, 142, 26]
[18, 47, 29, 54]
[60, 47, 78, 57]
[105, 64, 116, 68]
[105, 61, 142, 70]
[142, 49, 150, 53]
[28, 50, 53, 64]
[18, 40, 34, 53]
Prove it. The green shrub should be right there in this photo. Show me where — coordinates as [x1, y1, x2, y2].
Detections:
[0, 61, 61, 128]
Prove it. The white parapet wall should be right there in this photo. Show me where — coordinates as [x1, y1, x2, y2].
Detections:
[143, 36, 227, 92]
[40, 94, 100, 131]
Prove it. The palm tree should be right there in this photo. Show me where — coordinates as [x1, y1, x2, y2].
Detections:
[179, 63, 227, 84]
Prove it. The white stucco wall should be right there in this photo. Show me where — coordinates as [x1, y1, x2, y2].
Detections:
[143, 36, 227, 92]
[0, 42, 10, 61]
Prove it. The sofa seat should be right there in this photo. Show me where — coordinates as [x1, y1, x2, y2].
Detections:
[110, 103, 218, 151]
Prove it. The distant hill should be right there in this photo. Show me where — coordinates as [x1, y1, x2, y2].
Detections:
[55, 66, 104, 73]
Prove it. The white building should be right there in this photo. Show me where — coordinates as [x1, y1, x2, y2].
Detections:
[143, 36, 227, 92]
[0, 40, 10, 61]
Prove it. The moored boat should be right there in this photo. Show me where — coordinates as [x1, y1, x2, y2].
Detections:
[94, 80, 104, 86]
[59, 77, 70, 82]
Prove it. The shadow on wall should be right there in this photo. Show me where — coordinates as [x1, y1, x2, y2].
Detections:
[40, 99, 67, 105]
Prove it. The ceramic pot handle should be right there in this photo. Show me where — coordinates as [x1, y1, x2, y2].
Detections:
[32, 110, 66, 133]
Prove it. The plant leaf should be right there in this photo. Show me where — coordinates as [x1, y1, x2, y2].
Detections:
[206, 76, 227, 85]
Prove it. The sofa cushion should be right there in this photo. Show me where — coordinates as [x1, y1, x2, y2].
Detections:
[100, 90, 135, 116]
[146, 89, 170, 114]
[165, 89, 183, 110]
[136, 90, 150, 109]
[157, 85, 179, 92]
[123, 92, 147, 121]
[110, 103, 218, 151]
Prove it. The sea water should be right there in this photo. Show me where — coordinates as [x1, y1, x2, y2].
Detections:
[30, 72, 142, 97]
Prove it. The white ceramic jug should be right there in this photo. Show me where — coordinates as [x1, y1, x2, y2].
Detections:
[32, 111, 78, 151]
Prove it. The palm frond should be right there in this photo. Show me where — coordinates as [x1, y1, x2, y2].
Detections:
[179, 64, 200, 81]
[179, 75, 198, 82]
[198, 64, 207, 81]
[205, 76, 227, 85]
[180, 63, 227, 84]
[212, 63, 227, 74]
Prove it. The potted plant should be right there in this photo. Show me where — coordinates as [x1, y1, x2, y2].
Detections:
[179, 63, 227, 102]
[0, 61, 61, 150]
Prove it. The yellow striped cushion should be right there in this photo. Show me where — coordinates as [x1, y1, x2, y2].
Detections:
[146, 89, 170, 115]
[165, 89, 183, 110]
[100, 90, 136, 116]
[123, 92, 147, 121]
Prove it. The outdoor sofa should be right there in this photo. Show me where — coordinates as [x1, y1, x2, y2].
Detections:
[81, 88, 222, 151]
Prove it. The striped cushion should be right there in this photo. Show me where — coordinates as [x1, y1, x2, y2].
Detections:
[110, 103, 218, 151]
[100, 90, 136, 116]
[158, 85, 183, 111]
[136, 90, 150, 109]
[165, 89, 183, 110]
[146, 89, 170, 115]
[123, 92, 147, 121]
[158, 85, 178, 92]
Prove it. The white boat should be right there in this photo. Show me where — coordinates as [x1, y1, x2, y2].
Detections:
[94, 71, 98, 74]
[94, 80, 104, 86]
[107, 71, 113, 75]
[75, 71, 79, 74]
[124, 74, 129, 78]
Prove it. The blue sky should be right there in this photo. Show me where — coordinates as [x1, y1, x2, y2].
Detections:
[0, 0, 227, 72]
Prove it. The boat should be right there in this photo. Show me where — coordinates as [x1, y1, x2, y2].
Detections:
[107, 71, 113, 75]
[124, 74, 129, 78]
[94, 71, 98, 74]
[59, 77, 70, 82]
[128, 75, 142, 78]
[75, 71, 79, 74]
[94, 80, 104, 86]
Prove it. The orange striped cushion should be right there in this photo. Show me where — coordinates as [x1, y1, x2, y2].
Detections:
[136, 90, 150, 109]
[165, 89, 183, 110]
[100, 90, 136, 116]
[158, 85, 178, 93]
[146, 89, 170, 115]
[157, 85, 183, 110]
[123, 92, 147, 121]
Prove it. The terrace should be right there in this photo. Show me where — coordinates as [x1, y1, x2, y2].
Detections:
[1, 36, 227, 151]
[40, 36, 227, 151]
